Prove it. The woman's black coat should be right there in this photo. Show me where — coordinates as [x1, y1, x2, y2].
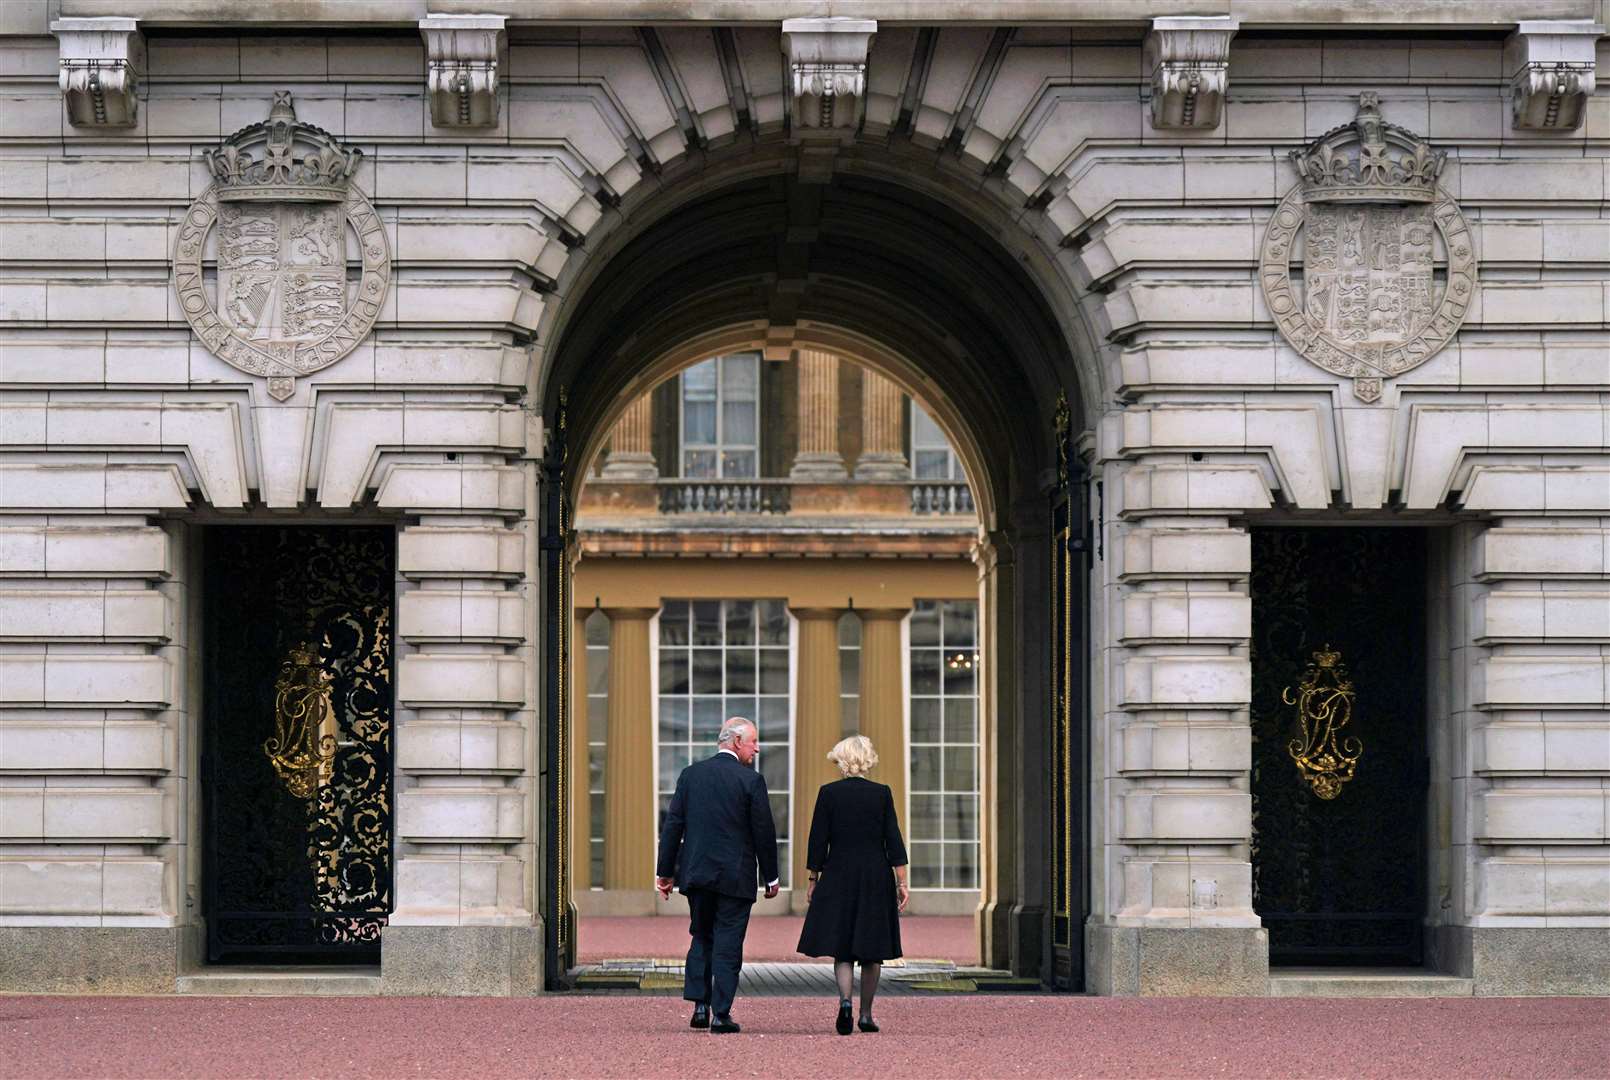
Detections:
[796, 777, 908, 962]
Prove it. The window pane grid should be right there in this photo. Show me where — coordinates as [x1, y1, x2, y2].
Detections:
[681, 354, 761, 479]
[908, 599, 980, 890]
[658, 598, 793, 887]
[585, 610, 610, 890]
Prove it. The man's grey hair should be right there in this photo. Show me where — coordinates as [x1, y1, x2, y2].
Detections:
[717, 716, 754, 747]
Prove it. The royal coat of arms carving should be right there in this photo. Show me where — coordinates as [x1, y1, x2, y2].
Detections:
[173, 93, 390, 401]
[1259, 93, 1476, 403]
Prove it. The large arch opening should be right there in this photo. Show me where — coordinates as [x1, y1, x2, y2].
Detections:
[536, 152, 1098, 990]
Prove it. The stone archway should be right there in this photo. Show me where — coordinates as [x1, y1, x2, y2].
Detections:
[534, 149, 1104, 987]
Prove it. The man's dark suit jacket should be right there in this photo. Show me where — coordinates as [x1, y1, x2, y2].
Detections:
[656, 751, 780, 900]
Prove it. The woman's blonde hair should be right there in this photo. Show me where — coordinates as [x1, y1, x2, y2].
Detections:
[827, 734, 879, 777]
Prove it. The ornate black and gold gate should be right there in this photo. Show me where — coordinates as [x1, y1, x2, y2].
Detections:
[202, 526, 394, 964]
[1250, 527, 1427, 966]
[1048, 393, 1090, 990]
[541, 389, 578, 986]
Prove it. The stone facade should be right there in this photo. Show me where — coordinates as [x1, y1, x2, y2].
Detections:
[0, 2, 1606, 996]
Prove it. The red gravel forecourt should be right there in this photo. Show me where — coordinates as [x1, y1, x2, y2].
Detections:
[3, 994, 1608, 1080]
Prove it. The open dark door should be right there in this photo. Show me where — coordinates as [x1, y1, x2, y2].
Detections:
[1048, 393, 1089, 990]
[541, 390, 577, 986]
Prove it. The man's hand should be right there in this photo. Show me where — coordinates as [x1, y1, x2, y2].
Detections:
[655, 876, 674, 900]
[764, 882, 779, 900]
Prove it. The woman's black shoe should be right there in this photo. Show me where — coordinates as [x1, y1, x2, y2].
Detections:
[835, 1001, 854, 1036]
[858, 1016, 879, 1033]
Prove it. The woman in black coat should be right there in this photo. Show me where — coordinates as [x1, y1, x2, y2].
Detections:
[796, 734, 910, 1035]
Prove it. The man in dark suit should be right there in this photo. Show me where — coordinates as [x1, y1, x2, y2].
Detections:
[655, 716, 780, 1034]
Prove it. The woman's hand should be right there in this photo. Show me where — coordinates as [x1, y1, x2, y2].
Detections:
[807, 877, 816, 904]
[896, 880, 910, 913]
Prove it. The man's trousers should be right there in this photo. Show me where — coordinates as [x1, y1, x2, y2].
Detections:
[682, 888, 754, 1018]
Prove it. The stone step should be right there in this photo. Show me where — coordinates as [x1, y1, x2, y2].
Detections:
[1269, 968, 1474, 998]
[176, 966, 383, 996]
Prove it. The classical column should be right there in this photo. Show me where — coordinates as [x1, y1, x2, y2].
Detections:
[570, 612, 591, 890]
[600, 394, 657, 480]
[790, 350, 848, 479]
[855, 370, 909, 480]
[858, 608, 909, 830]
[603, 607, 658, 888]
[791, 608, 844, 896]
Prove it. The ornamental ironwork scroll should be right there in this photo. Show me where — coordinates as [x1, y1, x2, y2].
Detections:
[264, 644, 338, 800]
[1259, 93, 1476, 404]
[1283, 645, 1361, 800]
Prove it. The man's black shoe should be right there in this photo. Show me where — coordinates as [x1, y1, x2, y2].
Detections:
[689, 1003, 710, 1029]
[709, 1015, 741, 1034]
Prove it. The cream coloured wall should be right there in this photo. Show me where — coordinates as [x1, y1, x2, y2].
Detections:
[0, 8, 1605, 994]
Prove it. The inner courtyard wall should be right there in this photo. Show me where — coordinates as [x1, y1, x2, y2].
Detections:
[1, 4, 1606, 994]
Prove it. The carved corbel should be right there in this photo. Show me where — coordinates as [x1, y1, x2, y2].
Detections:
[1506, 20, 1602, 130]
[420, 14, 505, 129]
[1144, 16, 1238, 131]
[780, 17, 877, 133]
[50, 17, 143, 128]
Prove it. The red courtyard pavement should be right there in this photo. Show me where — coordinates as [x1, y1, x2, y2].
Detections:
[2, 994, 1607, 1080]
[578, 914, 977, 964]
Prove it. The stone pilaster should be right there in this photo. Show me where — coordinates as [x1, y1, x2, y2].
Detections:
[1089, 445, 1266, 996]
[603, 607, 657, 889]
[599, 394, 658, 481]
[1438, 518, 1610, 994]
[855, 370, 909, 480]
[791, 608, 844, 899]
[790, 350, 848, 480]
[857, 609, 909, 826]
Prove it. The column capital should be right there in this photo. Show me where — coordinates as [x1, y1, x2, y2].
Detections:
[600, 606, 660, 621]
[789, 606, 845, 621]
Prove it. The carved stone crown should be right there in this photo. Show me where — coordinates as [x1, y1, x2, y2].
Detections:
[1290, 93, 1446, 205]
[205, 92, 361, 204]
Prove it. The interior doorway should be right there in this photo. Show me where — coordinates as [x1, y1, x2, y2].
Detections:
[1249, 527, 1429, 967]
[201, 525, 395, 965]
[535, 163, 1095, 991]
[564, 353, 993, 979]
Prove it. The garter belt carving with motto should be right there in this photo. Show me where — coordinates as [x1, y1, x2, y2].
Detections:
[173, 93, 391, 402]
[1259, 93, 1476, 404]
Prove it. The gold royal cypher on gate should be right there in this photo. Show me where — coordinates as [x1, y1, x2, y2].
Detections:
[173, 93, 391, 402]
[1259, 93, 1476, 404]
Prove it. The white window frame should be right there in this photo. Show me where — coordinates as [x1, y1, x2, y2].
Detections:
[909, 399, 962, 482]
[679, 353, 761, 479]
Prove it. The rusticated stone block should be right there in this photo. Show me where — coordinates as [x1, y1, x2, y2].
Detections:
[0, 927, 176, 993]
[380, 924, 543, 996]
[1087, 925, 1269, 996]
